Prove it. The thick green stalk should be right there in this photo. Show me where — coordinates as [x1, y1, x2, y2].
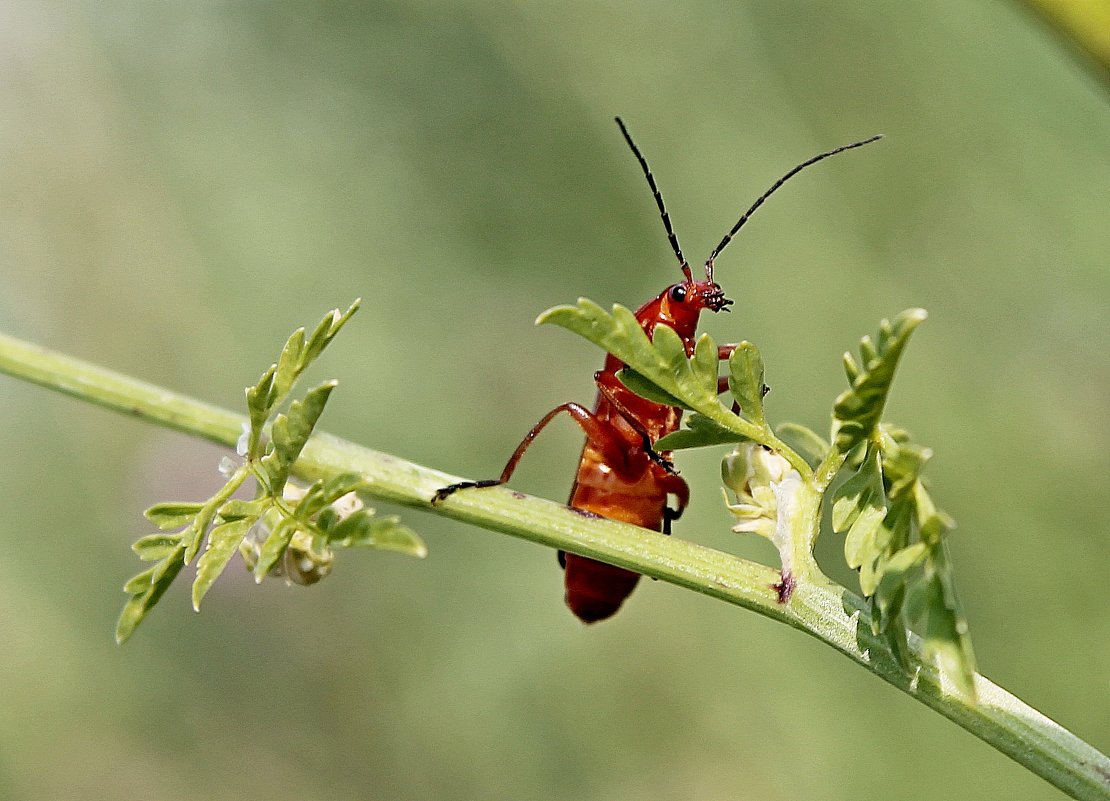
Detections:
[1, 330, 1108, 800]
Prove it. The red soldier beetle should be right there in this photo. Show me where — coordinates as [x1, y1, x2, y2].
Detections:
[434, 119, 881, 622]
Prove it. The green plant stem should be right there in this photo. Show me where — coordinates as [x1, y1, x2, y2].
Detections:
[1, 330, 1108, 800]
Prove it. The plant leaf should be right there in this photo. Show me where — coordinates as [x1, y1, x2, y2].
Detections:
[245, 364, 277, 455]
[833, 445, 888, 572]
[144, 502, 205, 531]
[538, 299, 721, 413]
[775, 423, 829, 468]
[320, 472, 366, 504]
[303, 299, 361, 365]
[192, 517, 256, 610]
[261, 380, 337, 490]
[655, 413, 745, 451]
[272, 327, 306, 401]
[218, 498, 270, 521]
[921, 542, 977, 697]
[183, 495, 222, 565]
[329, 511, 428, 558]
[618, 369, 689, 409]
[835, 417, 977, 697]
[116, 544, 187, 644]
[727, 342, 766, 426]
[832, 309, 927, 454]
[253, 518, 298, 581]
[131, 533, 184, 562]
[116, 301, 385, 641]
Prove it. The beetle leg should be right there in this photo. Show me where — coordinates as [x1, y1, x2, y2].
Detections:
[660, 472, 689, 536]
[717, 344, 736, 407]
[592, 371, 680, 475]
[432, 402, 630, 503]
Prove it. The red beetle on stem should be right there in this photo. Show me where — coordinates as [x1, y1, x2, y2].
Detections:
[435, 119, 881, 622]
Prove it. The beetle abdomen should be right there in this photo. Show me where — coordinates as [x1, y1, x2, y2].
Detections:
[562, 553, 642, 623]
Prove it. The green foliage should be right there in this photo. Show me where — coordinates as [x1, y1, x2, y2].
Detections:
[727, 342, 768, 427]
[539, 299, 723, 412]
[833, 428, 976, 695]
[116, 301, 426, 643]
[832, 309, 927, 453]
[829, 316, 976, 696]
[774, 423, 830, 468]
[539, 300, 779, 453]
[654, 414, 745, 450]
[542, 296, 975, 696]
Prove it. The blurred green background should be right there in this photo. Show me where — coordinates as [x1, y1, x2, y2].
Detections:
[1, 2, 1107, 799]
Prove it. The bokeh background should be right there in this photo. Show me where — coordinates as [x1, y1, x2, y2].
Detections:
[1, 3, 1107, 800]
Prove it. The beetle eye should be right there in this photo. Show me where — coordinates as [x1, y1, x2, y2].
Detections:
[669, 284, 688, 302]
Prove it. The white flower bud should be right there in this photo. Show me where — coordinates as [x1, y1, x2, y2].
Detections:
[722, 443, 803, 574]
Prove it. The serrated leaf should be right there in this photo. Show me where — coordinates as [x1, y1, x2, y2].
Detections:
[291, 480, 328, 521]
[183, 496, 222, 565]
[838, 419, 976, 696]
[832, 446, 885, 535]
[902, 570, 931, 623]
[283, 381, 335, 457]
[247, 362, 276, 405]
[273, 327, 307, 400]
[873, 541, 928, 617]
[304, 309, 339, 366]
[123, 564, 160, 593]
[316, 506, 340, 531]
[246, 363, 277, 418]
[116, 545, 187, 644]
[860, 335, 878, 367]
[320, 472, 365, 503]
[245, 364, 277, 454]
[116, 301, 367, 641]
[253, 518, 298, 581]
[192, 517, 256, 610]
[618, 369, 689, 409]
[832, 309, 927, 454]
[362, 519, 427, 558]
[217, 498, 269, 522]
[131, 533, 184, 562]
[833, 445, 891, 595]
[325, 508, 375, 545]
[727, 342, 766, 426]
[262, 380, 337, 489]
[303, 299, 361, 365]
[844, 505, 888, 577]
[329, 511, 427, 558]
[144, 502, 204, 531]
[843, 352, 861, 383]
[921, 542, 977, 697]
[775, 423, 829, 468]
[692, 334, 719, 398]
[652, 323, 688, 367]
[655, 413, 745, 451]
[537, 299, 721, 413]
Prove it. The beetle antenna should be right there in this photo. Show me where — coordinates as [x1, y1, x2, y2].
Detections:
[615, 117, 690, 279]
[705, 134, 883, 278]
